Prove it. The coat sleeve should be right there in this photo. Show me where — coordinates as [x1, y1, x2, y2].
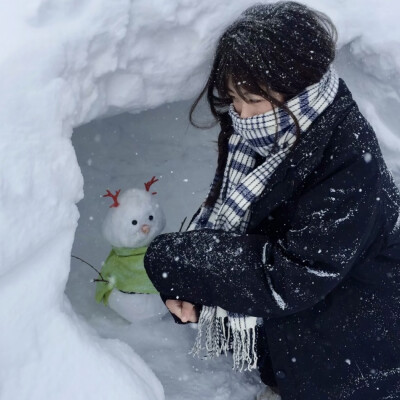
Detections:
[144, 155, 381, 318]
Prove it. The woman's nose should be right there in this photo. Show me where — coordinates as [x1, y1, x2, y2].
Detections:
[239, 103, 254, 119]
[141, 224, 150, 234]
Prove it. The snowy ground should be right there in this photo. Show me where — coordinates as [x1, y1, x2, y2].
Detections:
[67, 45, 400, 399]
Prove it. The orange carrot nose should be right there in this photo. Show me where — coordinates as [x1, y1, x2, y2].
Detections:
[141, 224, 150, 234]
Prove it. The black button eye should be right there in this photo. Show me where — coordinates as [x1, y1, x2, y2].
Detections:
[149, 215, 154, 221]
[132, 220, 138, 225]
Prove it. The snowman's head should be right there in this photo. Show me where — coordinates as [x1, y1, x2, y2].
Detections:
[102, 188, 166, 248]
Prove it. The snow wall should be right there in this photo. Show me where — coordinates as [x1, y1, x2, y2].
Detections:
[0, 0, 399, 399]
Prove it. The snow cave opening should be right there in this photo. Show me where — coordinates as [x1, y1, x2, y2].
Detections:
[64, 98, 268, 398]
[66, 98, 220, 320]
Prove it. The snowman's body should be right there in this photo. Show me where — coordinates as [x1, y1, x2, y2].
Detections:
[96, 184, 168, 322]
[108, 290, 166, 321]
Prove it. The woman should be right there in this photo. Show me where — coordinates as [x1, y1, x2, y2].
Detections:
[144, 2, 400, 399]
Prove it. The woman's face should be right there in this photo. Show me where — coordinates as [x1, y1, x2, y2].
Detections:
[227, 78, 284, 118]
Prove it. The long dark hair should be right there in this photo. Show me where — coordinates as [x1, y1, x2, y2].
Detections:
[189, 1, 337, 206]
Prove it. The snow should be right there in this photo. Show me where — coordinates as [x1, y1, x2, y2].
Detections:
[1, 0, 400, 399]
[305, 266, 339, 278]
[266, 276, 287, 310]
[262, 243, 269, 264]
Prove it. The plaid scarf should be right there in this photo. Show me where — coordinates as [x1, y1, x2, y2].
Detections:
[188, 67, 339, 371]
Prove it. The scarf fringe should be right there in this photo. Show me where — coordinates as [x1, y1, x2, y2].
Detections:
[190, 306, 258, 372]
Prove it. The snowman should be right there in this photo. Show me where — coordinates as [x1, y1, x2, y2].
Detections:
[95, 176, 167, 321]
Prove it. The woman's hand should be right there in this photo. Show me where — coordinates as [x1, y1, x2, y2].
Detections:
[165, 299, 198, 323]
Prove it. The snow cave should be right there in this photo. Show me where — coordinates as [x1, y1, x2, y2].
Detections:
[1, 1, 400, 400]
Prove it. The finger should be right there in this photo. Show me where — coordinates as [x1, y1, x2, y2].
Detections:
[187, 308, 198, 322]
[166, 299, 182, 310]
[183, 310, 197, 323]
[166, 299, 183, 319]
[180, 301, 192, 320]
[181, 301, 197, 323]
[168, 303, 182, 316]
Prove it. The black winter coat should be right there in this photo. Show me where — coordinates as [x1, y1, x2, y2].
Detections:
[144, 80, 400, 400]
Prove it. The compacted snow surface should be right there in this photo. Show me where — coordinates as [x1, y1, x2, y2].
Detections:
[1, 1, 400, 399]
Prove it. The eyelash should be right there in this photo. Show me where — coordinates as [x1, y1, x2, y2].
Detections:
[231, 97, 263, 104]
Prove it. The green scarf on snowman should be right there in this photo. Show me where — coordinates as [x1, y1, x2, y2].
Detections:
[95, 246, 158, 305]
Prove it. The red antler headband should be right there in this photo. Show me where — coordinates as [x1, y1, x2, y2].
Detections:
[103, 189, 121, 208]
[144, 176, 158, 195]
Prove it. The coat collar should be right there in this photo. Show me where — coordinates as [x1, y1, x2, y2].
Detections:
[246, 79, 356, 230]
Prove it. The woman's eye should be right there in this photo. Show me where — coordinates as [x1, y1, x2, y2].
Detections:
[249, 99, 262, 103]
[149, 215, 154, 221]
[132, 220, 138, 225]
